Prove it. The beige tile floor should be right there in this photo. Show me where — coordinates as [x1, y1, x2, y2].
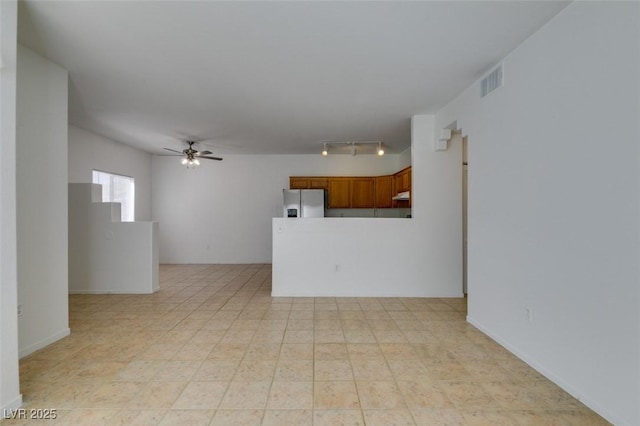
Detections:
[7, 264, 609, 425]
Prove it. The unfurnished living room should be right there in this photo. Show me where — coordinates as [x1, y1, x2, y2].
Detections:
[1, 1, 639, 425]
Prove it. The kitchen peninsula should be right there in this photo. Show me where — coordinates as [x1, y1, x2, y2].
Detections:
[272, 115, 463, 299]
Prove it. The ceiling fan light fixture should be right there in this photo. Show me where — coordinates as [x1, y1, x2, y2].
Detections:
[182, 153, 200, 168]
[377, 142, 384, 156]
[321, 143, 328, 156]
[165, 140, 222, 167]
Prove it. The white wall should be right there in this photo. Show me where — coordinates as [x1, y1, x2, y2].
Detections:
[16, 45, 70, 358]
[272, 115, 463, 297]
[69, 125, 153, 221]
[0, 0, 23, 412]
[398, 146, 411, 169]
[152, 153, 407, 263]
[436, 2, 639, 425]
[69, 184, 159, 294]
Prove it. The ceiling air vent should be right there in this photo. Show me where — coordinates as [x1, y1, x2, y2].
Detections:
[481, 64, 503, 98]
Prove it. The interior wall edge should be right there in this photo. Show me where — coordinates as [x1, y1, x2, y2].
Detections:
[18, 328, 70, 360]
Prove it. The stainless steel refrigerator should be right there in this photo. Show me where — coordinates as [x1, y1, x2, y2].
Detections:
[283, 189, 325, 218]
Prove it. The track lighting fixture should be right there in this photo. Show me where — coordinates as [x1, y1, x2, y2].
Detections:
[319, 141, 385, 156]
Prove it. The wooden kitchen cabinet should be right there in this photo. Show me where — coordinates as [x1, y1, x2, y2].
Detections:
[374, 175, 394, 208]
[351, 178, 375, 208]
[327, 178, 351, 208]
[393, 166, 412, 207]
[394, 166, 411, 193]
[289, 177, 328, 190]
[309, 178, 328, 190]
[290, 177, 310, 189]
[290, 167, 410, 209]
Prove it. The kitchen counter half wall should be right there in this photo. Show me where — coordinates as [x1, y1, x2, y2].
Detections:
[272, 217, 461, 298]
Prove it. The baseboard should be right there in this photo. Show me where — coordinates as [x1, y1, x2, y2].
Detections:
[272, 291, 465, 297]
[19, 328, 70, 359]
[272, 290, 464, 298]
[1, 394, 23, 414]
[466, 315, 624, 426]
[69, 289, 155, 294]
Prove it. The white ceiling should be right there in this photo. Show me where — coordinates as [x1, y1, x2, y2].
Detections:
[18, 1, 569, 155]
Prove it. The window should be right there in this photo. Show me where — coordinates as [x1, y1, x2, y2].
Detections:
[92, 170, 135, 222]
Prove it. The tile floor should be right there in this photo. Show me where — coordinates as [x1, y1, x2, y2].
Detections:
[8, 264, 609, 425]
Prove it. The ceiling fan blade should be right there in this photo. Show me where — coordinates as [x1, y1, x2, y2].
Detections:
[157, 154, 184, 156]
[200, 156, 223, 161]
[163, 147, 183, 154]
[195, 150, 212, 155]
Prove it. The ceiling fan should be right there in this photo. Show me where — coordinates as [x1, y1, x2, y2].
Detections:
[163, 141, 223, 167]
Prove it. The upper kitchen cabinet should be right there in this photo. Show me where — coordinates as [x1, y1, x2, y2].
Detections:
[289, 166, 411, 210]
[309, 178, 329, 190]
[327, 178, 351, 208]
[394, 166, 411, 193]
[351, 178, 375, 208]
[392, 166, 412, 208]
[290, 177, 309, 189]
[374, 175, 394, 208]
[289, 177, 328, 190]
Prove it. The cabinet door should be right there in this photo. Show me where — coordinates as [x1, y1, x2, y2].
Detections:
[327, 178, 351, 208]
[403, 169, 411, 192]
[309, 178, 328, 190]
[393, 167, 411, 193]
[290, 177, 309, 189]
[394, 173, 405, 194]
[374, 176, 393, 208]
[405, 169, 412, 207]
[351, 178, 375, 208]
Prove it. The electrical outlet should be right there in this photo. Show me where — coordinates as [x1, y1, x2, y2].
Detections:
[525, 307, 533, 322]
[17, 305, 23, 317]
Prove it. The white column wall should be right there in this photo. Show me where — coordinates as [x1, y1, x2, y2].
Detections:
[68, 125, 153, 221]
[16, 45, 70, 358]
[0, 0, 22, 412]
[436, 2, 639, 424]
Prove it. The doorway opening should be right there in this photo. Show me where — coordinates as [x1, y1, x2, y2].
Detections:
[462, 136, 468, 295]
